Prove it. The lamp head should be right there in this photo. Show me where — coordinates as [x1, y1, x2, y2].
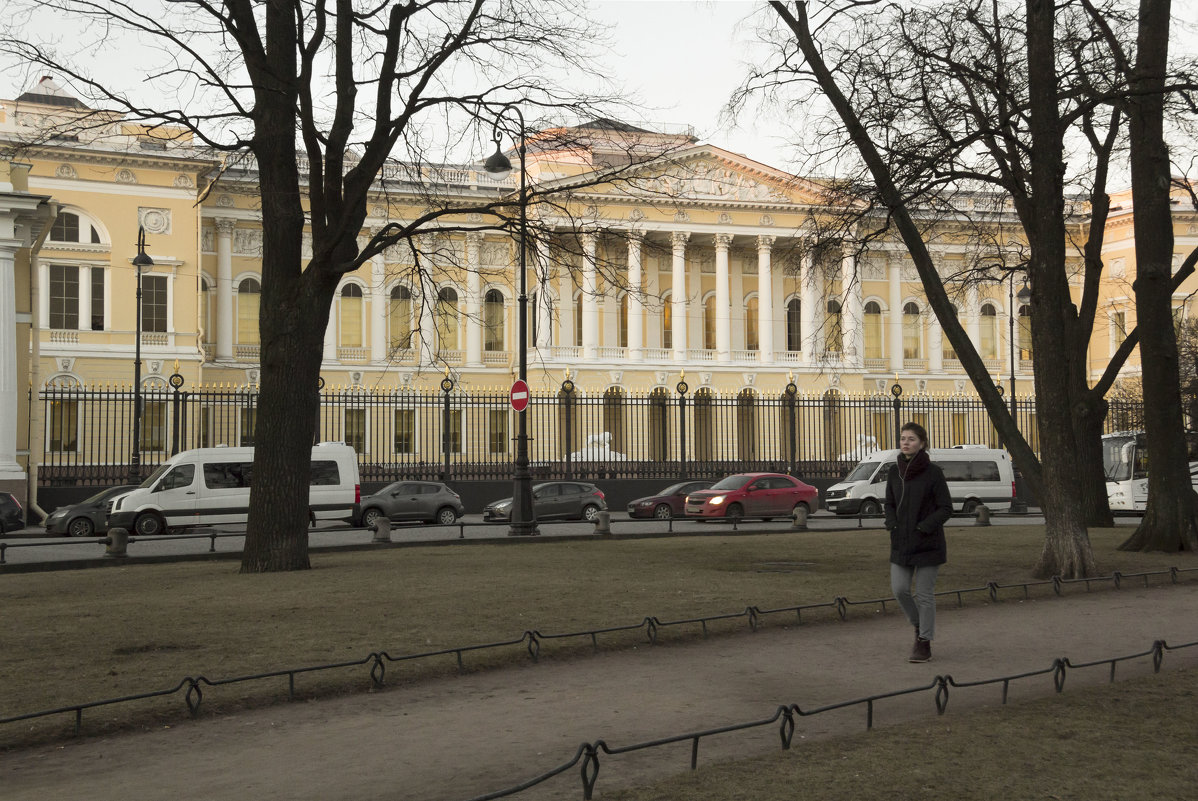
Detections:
[484, 143, 513, 180]
[1016, 284, 1032, 303]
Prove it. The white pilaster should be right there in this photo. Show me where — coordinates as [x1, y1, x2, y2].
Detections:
[215, 218, 235, 360]
[714, 233, 732, 362]
[671, 232, 689, 360]
[418, 272, 437, 364]
[966, 285, 980, 354]
[757, 236, 775, 364]
[842, 250, 863, 367]
[0, 241, 22, 477]
[535, 239, 553, 350]
[888, 258, 903, 372]
[465, 232, 483, 366]
[369, 239, 387, 363]
[581, 233, 599, 360]
[800, 249, 820, 363]
[930, 319, 944, 372]
[627, 234, 644, 360]
[78, 265, 92, 332]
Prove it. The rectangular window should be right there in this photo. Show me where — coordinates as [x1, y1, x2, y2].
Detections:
[198, 406, 214, 448]
[239, 407, 256, 447]
[204, 461, 253, 489]
[142, 400, 167, 452]
[345, 408, 366, 454]
[489, 410, 508, 455]
[394, 409, 415, 454]
[142, 274, 168, 333]
[1113, 311, 1127, 347]
[48, 399, 78, 452]
[951, 413, 968, 447]
[49, 265, 79, 329]
[310, 461, 341, 486]
[90, 268, 105, 330]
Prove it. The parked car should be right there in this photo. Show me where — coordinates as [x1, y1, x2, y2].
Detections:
[627, 480, 715, 519]
[483, 482, 607, 522]
[355, 481, 464, 527]
[684, 473, 818, 522]
[0, 491, 23, 533]
[44, 485, 139, 537]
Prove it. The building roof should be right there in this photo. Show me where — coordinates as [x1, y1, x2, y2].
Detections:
[15, 76, 89, 109]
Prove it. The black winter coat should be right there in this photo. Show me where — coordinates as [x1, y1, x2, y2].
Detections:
[883, 451, 952, 567]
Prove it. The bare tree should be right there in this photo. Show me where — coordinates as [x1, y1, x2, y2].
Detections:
[1, 0, 687, 571]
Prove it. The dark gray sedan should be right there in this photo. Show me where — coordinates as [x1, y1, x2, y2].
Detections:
[355, 481, 464, 527]
[44, 485, 138, 537]
[482, 482, 608, 522]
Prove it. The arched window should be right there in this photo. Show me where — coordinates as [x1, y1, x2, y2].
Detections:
[825, 299, 842, 354]
[388, 285, 413, 350]
[746, 296, 759, 351]
[702, 294, 716, 350]
[201, 277, 214, 347]
[603, 387, 626, 454]
[617, 294, 629, 349]
[863, 301, 883, 359]
[237, 277, 261, 345]
[574, 292, 583, 348]
[484, 289, 505, 351]
[979, 303, 998, 359]
[339, 284, 364, 348]
[786, 298, 801, 352]
[902, 302, 922, 359]
[662, 291, 673, 350]
[435, 287, 459, 351]
[1018, 305, 1032, 359]
[50, 210, 102, 244]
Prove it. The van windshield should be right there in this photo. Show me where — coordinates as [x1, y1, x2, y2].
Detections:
[844, 462, 879, 482]
[139, 464, 169, 490]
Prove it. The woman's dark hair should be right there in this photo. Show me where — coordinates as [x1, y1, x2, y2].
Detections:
[900, 421, 929, 448]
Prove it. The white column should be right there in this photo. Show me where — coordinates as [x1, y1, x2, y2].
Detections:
[0, 241, 22, 478]
[966, 284, 980, 356]
[465, 232, 483, 366]
[714, 233, 732, 362]
[418, 273, 437, 364]
[535, 239, 553, 350]
[929, 318, 944, 372]
[842, 250, 862, 367]
[215, 218, 235, 360]
[78, 265, 92, 333]
[800, 249, 820, 363]
[627, 234, 644, 360]
[671, 232, 689, 361]
[581, 233, 599, 360]
[323, 293, 337, 363]
[757, 236, 775, 364]
[888, 258, 903, 372]
[369, 244, 387, 363]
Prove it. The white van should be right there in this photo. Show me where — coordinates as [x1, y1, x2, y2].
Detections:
[824, 447, 1015, 516]
[108, 443, 360, 536]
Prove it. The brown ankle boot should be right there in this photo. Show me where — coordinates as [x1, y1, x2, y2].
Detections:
[909, 637, 931, 663]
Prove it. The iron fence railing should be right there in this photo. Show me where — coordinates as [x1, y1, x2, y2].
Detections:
[1, 564, 1193, 749]
[37, 382, 1142, 486]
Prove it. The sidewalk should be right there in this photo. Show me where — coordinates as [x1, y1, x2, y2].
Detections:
[2, 580, 1194, 801]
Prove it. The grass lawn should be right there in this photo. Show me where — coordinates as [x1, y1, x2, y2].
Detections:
[0, 523, 1192, 750]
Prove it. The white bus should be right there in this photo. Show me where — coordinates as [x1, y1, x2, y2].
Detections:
[1103, 431, 1198, 511]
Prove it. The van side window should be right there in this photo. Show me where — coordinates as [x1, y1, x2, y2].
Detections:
[940, 462, 970, 482]
[970, 461, 1000, 481]
[204, 462, 253, 489]
[310, 461, 340, 486]
[873, 464, 890, 484]
[156, 464, 195, 492]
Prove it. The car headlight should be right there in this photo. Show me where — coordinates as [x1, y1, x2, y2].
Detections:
[709, 495, 725, 505]
[636, 500, 653, 507]
[494, 501, 512, 510]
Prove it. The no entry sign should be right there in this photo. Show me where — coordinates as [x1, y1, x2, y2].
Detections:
[510, 380, 530, 412]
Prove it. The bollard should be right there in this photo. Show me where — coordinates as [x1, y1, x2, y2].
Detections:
[974, 504, 991, 526]
[105, 527, 130, 558]
[791, 505, 809, 531]
[594, 510, 611, 537]
[372, 517, 392, 543]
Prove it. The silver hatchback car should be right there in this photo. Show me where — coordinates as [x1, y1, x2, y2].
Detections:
[355, 481, 465, 527]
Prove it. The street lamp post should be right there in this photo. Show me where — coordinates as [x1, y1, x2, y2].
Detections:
[129, 227, 154, 483]
[1008, 275, 1032, 424]
[484, 106, 537, 536]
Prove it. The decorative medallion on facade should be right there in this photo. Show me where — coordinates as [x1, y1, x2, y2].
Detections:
[372, 205, 388, 218]
[655, 371, 669, 384]
[55, 163, 76, 179]
[701, 372, 712, 385]
[216, 194, 235, 207]
[628, 208, 645, 222]
[955, 380, 967, 394]
[743, 373, 757, 386]
[1110, 257, 1125, 279]
[718, 212, 732, 224]
[58, 358, 75, 372]
[246, 369, 260, 385]
[174, 174, 195, 188]
[673, 209, 690, 223]
[115, 168, 137, 184]
[233, 228, 264, 257]
[139, 207, 172, 235]
[759, 214, 775, 226]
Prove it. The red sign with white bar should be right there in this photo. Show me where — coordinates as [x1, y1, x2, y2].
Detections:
[510, 380, 530, 412]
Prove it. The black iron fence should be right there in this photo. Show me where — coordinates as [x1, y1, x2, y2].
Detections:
[37, 381, 1141, 486]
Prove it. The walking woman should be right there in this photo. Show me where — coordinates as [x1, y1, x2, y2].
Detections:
[884, 422, 952, 662]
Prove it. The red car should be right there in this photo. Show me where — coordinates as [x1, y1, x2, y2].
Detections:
[684, 473, 818, 522]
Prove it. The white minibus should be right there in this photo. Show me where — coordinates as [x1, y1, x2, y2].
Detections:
[824, 447, 1015, 516]
[108, 443, 360, 536]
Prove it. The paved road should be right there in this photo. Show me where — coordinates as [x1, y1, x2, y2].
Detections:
[2, 579, 1194, 801]
[0, 510, 1067, 567]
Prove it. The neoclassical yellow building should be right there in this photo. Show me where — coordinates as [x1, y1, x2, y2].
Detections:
[1, 76, 1191, 506]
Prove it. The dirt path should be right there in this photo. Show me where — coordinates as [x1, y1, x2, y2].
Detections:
[3, 584, 1197, 801]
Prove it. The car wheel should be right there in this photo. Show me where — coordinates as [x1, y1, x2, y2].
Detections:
[133, 512, 166, 537]
[67, 517, 95, 537]
[859, 499, 882, 516]
[962, 499, 979, 515]
[653, 503, 673, 520]
[360, 507, 384, 529]
[792, 501, 811, 517]
[725, 503, 744, 522]
[582, 504, 601, 522]
[436, 506, 459, 525]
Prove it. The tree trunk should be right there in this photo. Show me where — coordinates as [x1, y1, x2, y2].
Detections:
[1073, 393, 1114, 528]
[1119, 0, 1198, 552]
